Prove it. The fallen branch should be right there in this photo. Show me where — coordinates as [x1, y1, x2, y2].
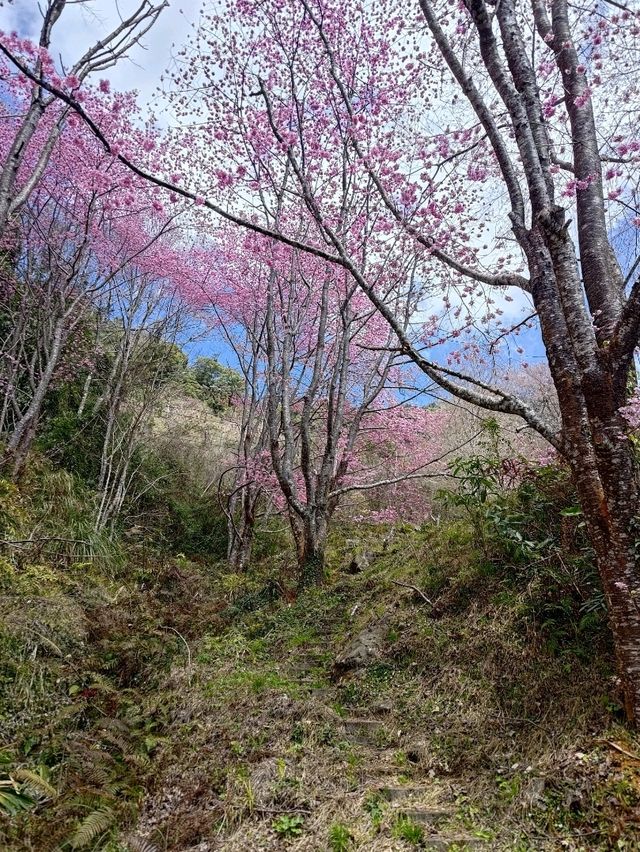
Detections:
[601, 740, 640, 761]
[391, 580, 434, 606]
[158, 626, 192, 682]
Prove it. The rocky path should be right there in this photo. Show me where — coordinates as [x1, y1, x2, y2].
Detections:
[135, 626, 491, 851]
[277, 650, 486, 851]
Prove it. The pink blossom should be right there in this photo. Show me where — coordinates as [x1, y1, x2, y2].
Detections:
[573, 87, 592, 109]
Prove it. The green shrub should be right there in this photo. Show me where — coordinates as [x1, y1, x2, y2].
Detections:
[272, 813, 304, 838]
[438, 435, 603, 653]
[186, 356, 243, 413]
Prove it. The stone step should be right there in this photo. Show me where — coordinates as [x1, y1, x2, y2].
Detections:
[421, 835, 484, 850]
[359, 763, 407, 778]
[393, 806, 453, 827]
[358, 748, 416, 774]
[308, 686, 333, 702]
[286, 656, 327, 674]
[378, 785, 437, 803]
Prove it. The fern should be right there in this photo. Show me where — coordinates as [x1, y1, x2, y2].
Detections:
[100, 718, 130, 734]
[69, 806, 115, 849]
[82, 673, 117, 695]
[128, 751, 151, 769]
[0, 778, 36, 815]
[12, 767, 57, 799]
[99, 729, 134, 755]
[104, 780, 128, 797]
[0, 766, 55, 814]
[67, 788, 118, 808]
[66, 743, 117, 768]
[55, 700, 89, 721]
[81, 765, 110, 787]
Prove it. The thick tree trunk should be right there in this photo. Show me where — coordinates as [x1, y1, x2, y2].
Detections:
[297, 512, 328, 590]
[566, 419, 640, 722]
[299, 541, 325, 590]
[577, 485, 640, 722]
[229, 531, 253, 572]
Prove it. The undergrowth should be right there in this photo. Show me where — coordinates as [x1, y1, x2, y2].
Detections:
[0, 455, 226, 850]
[2, 449, 639, 850]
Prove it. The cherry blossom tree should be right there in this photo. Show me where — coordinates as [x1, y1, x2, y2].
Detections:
[0, 30, 206, 482]
[207, 224, 450, 585]
[164, 0, 640, 721]
[4, 0, 640, 719]
[0, 0, 166, 242]
[209, 267, 270, 574]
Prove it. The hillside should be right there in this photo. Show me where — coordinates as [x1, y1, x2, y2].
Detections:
[2, 3, 640, 846]
[2, 457, 639, 851]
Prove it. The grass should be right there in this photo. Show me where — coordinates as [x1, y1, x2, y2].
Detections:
[2, 460, 640, 850]
[0, 461, 221, 849]
[329, 822, 354, 850]
[392, 814, 425, 845]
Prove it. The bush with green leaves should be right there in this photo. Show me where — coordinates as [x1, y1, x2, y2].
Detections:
[186, 356, 243, 413]
[127, 450, 228, 557]
[272, 812, 305, 838]
[438, 437, 605, 653]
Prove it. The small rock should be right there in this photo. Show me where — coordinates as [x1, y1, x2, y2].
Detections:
[344, 552, 370, 574]
[334, 622, 386, 672]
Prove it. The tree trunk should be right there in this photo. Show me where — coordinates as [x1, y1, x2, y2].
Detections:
[227, 515, 253, 574]
[6, 416, 39, 480]
[299, 541, 325, 590]
[228, 488, 255, 572]
[76, 371, 93, 418]
[1, 322, 65, 478]
[229, 529, 253, 572]
[566, 415, 640, 722]
[297, 513, 328, 590]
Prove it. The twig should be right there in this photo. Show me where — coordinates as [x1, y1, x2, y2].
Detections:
[158, 626, 192, 681]
[600, 740, 640, 761]
[0, 537, 90, 546]
[255, 807, 312, 815]
[391, 580, 434, 606]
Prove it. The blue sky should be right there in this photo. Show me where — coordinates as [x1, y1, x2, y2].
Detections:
[4, 1, 634, 391]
